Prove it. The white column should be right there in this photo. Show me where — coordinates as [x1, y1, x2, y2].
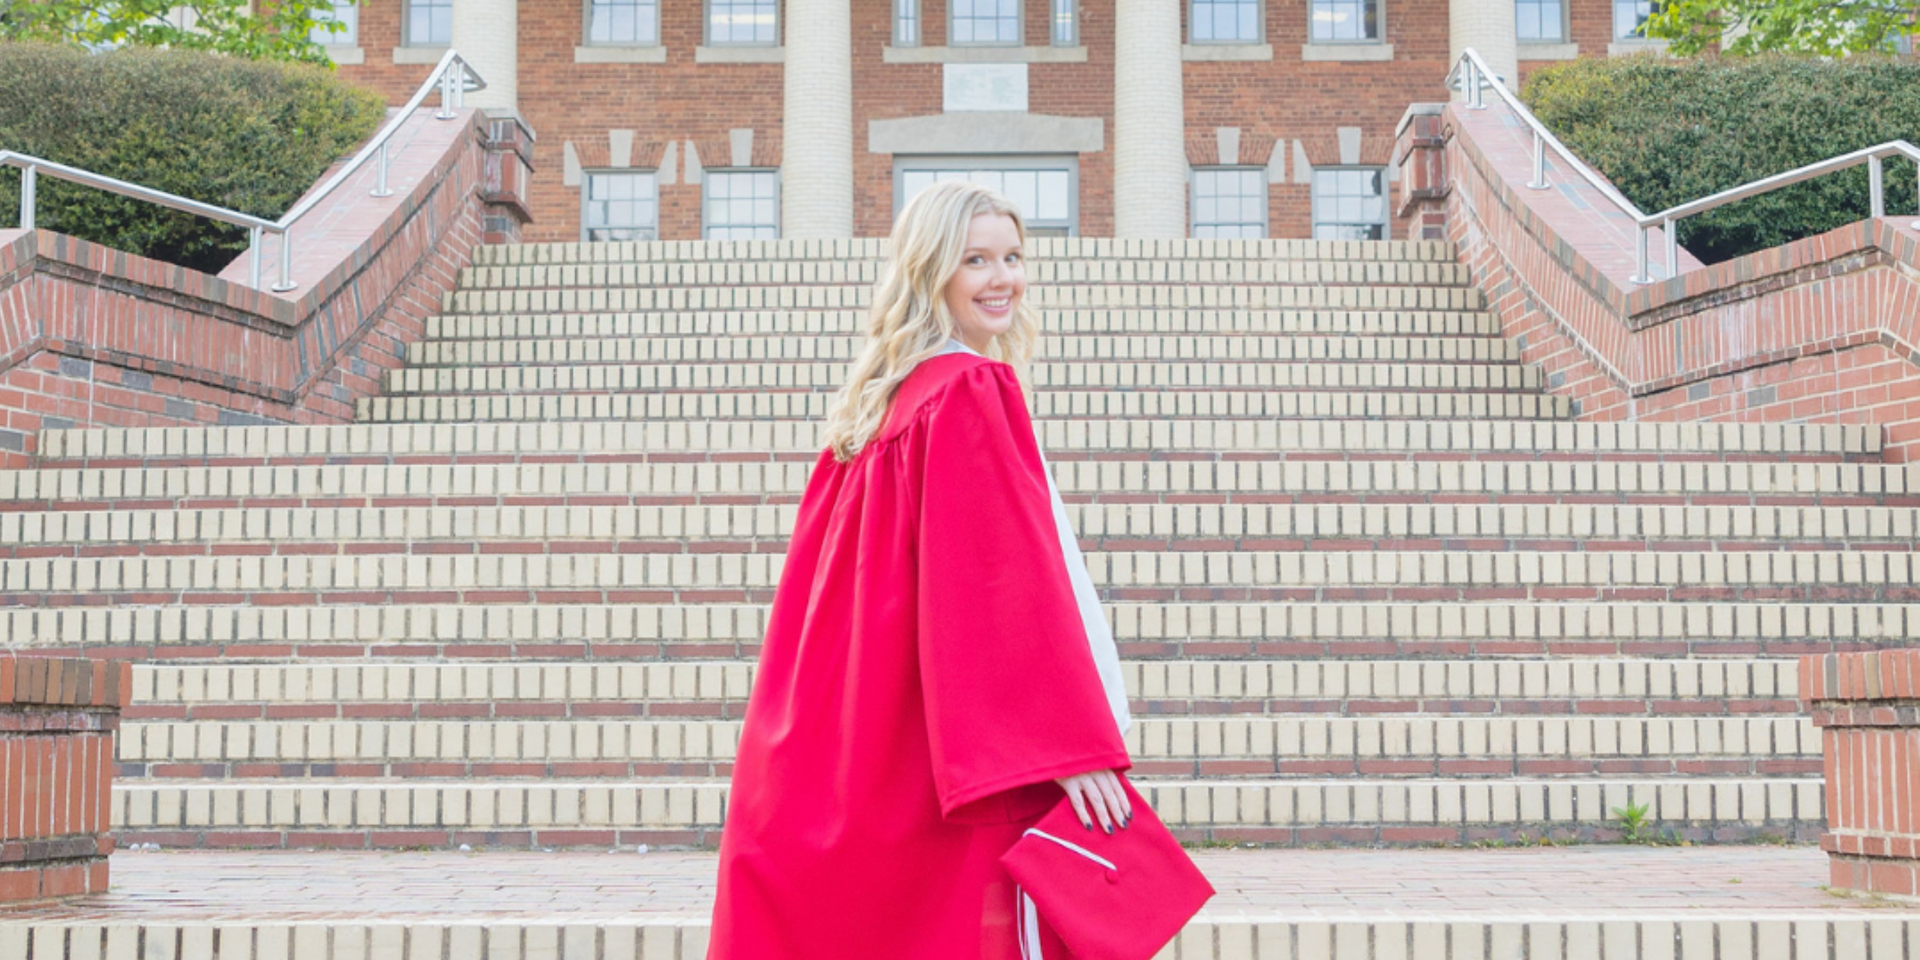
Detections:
[782, 0, 854, 238]
[1113, 0, 1187, 239]
[1450, 0, 1518, 95]
[451, 0, 518, 113]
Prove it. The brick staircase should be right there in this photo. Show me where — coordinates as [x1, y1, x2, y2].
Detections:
[3, 237, 1914, 957]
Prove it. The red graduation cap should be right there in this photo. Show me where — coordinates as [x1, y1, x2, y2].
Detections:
[1000, 776, 1215, 960]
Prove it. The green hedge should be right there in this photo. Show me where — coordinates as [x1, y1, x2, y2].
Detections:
[0, 41, 384, 273]
[1521, 54, 1920, 264]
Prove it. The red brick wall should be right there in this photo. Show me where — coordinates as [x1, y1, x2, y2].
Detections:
[0, 656, 130, 904]
[1802, 650, 1920, 900]
[333, 1, 1632, 240]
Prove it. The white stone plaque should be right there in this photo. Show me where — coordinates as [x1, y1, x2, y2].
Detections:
[943, 64, 1029, 113]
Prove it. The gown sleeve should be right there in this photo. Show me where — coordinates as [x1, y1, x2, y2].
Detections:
[914, 362, 1132, 825]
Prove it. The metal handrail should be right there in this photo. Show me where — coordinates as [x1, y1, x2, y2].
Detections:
[1447, 47, 1920, 285]
[1, 49, 484, 293]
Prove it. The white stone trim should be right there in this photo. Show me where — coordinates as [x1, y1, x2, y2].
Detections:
[869, 112, 1103, 155]
[574, 45, 668, 63]
[1181, 43, 1273, 61]
[1517, 41, 1580, 60]
[882, 44, 1088, 63]
[696, 45, 785, 63]
[1300, 42, 1394, 61]
[1608, 38, 1670, 56]
[391, 45, 449, 65]
[322, 45, 366, 66]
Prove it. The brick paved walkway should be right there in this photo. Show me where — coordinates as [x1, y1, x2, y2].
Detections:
[2, 846, 1911, 923]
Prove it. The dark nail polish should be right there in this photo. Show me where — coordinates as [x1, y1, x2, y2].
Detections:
[1084, 821, 1093, 831]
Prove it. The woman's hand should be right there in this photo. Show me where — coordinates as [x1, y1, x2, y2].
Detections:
[1054, 769, 1133, 835]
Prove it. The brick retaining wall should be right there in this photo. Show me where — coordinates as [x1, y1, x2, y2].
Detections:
[1397, 101, 1920, 461]
[0, 109, 533, 470]
[0, 656, 130, 904]
[1802, 651, 1920, 901]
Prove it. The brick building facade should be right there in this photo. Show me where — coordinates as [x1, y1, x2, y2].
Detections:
[316, 0, 1662, 243]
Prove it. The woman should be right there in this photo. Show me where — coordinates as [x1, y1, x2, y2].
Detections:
[709, 181, 1137, 959]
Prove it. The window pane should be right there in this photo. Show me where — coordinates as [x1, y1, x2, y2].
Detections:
[953, 0, 1019, 45]
[1310, 0, 1377, 41]
[586, 171, 660, 242]
[897, 164, 1077, 233]
[1192, 168, 1268, 238]
[710, 0, 777, 44]
[705, 171, 780, 239]
[1190, 0, 1258, 42]
[1310, 166, 1387, 241]
[1518, 0, 1564, 41]
[1614, 0, 1655, 39]
[311, 1, 358, 45]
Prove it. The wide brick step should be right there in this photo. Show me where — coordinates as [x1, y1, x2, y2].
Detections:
[8, 459, 1912, 509]
[36, 420, 1883, 465]
[9, 601, 1912, 659]
[10, 502, 1920, 552]
[442, 284, 1486, 314]
[6, 848, 1903, 960]
[455, 259, 1475, 288]
[119, 658, 1802, 720]
[420, 307, 1503, 340]
[106, 777, 1823, 848]
[355, 391, 1572, 425]
[470, 236, 1461, 264]
[388, 361, 1542, 394]
[112, 714, 1820, 778]
[7, 550, 1920, 606]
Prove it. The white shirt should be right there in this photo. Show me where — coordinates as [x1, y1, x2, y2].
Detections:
[934, 340, 1133, 735]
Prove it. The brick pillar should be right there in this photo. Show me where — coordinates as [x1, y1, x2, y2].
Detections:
[1114, 0, 1187, 239]
[1393, 104, 1449, 241]
[482, 114, 537, 245]
[452, 0, 518, 114]
[0, 656, 130, 904]
[1449, 0, 1518, 96]
[1803, 651, 1920, 901]
[782, 0, 854, 238]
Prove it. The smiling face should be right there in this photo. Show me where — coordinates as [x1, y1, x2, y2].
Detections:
[942, 212, 1027, 354]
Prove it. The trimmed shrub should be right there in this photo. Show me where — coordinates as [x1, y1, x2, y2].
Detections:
[1521, 54, 1920, 264]
[0, 41, 384, 273]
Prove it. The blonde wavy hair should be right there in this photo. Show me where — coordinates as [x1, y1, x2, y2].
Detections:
[823, 180, 1042, 462]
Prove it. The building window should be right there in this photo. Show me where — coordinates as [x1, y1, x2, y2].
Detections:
[1309, 0, 1378, 42]
[705, 170, 780, 240]
[708, 0, 778, 44]
[1191, 0, 1260, 43]
[405, 0, 452, 46]
[895, 160, 1078, 236]
[1052, 0, 1077, 45]
[896, 0, 921, 46]
[589, 0, 661, 45]
[1614, 0, 1658, 39]
[583, 171, 659, 242]
[1311, 168, 1387, 240]
[1516, 0, 1565, 42]
[1192, 168, 1267, 239]
[951, 0, 1021, 45]
[310, 1, 358, 45]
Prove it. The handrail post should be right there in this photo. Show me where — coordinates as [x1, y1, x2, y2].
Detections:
[247, 226, 262, 290]
[1467, 60, 1486, 110]
[1869, 155, 1886, 220]
[435, 67, 457, 120]
[1528, 130, 1549, 190]
[453, 61, 467, 111]
[1632, 224, 1650, 284]
[1663, 217, 1678, 279]
[19, 164, 35, 230]
[372, 142, 393, 198]
[271, 227, 297, 292]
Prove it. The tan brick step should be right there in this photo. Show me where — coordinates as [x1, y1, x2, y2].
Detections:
[37, 420, 1884, 465]
[13, 503, 1920, 550]
[113, 716, 1818, 776]
[106, 777, 1823, 848]
[7, 459, 1912, 508]
[470, 236, 1460, 265]
[4, 550, 1916, 607]
[10, 602, 1910, 660]
[121, 658, 1802, 718]
[405, 334, 1522, 365]
[443, 283, 1485, 314]
[420, 307, 1502, 340]
[355, 391, 1571, 424]
[456, 259, 1474, 289]
[388, 362, 1541, 395]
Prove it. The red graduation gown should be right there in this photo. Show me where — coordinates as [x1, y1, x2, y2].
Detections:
[709, 353, 1132, 959]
